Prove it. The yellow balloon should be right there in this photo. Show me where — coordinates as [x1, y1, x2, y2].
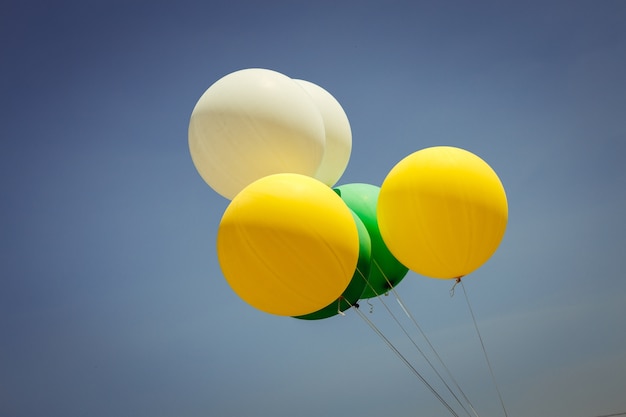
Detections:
[216, 173, 360, 316]
[377, 146, 508, 279]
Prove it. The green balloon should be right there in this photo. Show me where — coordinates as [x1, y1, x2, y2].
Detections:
[294, 211, 371, 320]
[334, 183, 408, 299]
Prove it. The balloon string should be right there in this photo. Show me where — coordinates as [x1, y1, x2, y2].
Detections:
[392, 292, 480, 417]
[345, 298, 461, 417]
[354, 264, 381, 313]
[460, 280, 509, 417]
[373, 261, 480, 417]
[337, 262, 370, 317]
[449, 277, 462, 297]
[358, 266, 380, 297]
[356, 263, 396, 314]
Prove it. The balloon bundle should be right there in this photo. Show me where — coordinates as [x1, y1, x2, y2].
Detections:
[189, 68, 508, 320]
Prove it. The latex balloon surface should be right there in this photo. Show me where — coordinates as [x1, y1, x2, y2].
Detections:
[217, 173, 360, 316]
[189, 68, 325, 199]
[377, 146, 508, 279]
[294, 211, 371, 320]
[295, 79, 352, 187]
[335, 183, 408, 298]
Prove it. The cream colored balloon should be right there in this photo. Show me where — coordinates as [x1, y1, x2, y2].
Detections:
[189, 69, 326, 199]
[295, 79, 352, 187]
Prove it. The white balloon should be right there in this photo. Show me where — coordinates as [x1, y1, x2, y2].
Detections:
[295, 79, 352, 187]
[189, 68, 326, 199]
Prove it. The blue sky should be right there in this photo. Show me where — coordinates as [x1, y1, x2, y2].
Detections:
[2, 1, 626, 416]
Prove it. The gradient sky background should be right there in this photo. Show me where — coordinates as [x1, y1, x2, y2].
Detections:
[2, 1, 626, 416]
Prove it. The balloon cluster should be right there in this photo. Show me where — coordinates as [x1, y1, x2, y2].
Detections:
[189, 68, 508, 319]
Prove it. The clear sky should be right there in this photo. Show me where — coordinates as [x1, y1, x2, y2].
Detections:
[2, 1, 626, 416]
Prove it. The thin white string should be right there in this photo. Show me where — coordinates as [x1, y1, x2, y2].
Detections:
[372, 261, 479, 417]
[392, 286, 481, 417]
[460, 280, 509, 417]
[346, 298, 461, 417]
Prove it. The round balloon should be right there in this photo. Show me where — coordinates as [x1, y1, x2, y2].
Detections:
[377, 146, 508, 279]
[295, 79, 352, 187]
[294, 211, 371, 320]
[217, 173, 360, 316]
[189, 68, 326, 199]
[334, 183, 408, 298]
